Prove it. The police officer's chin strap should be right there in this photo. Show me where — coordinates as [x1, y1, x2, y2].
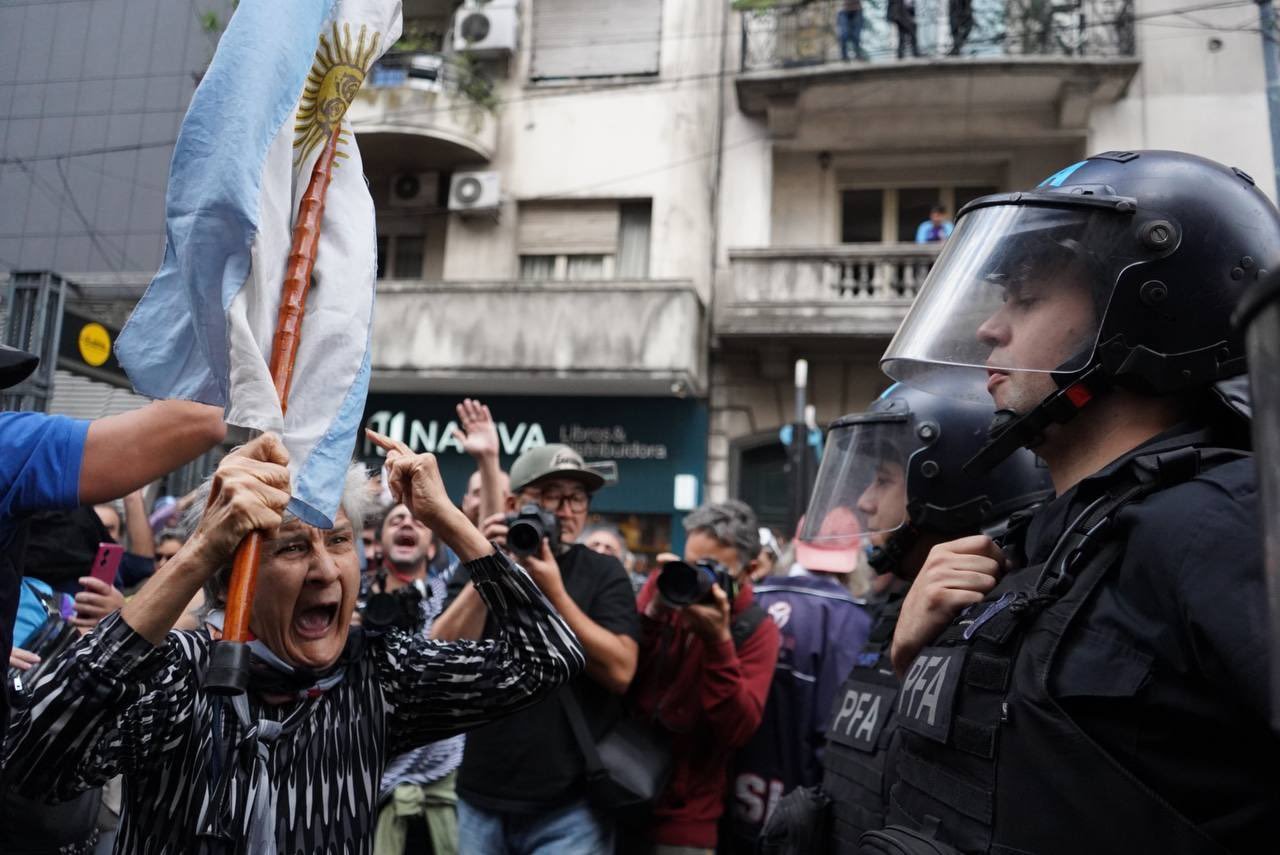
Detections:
[866, 524, 919, 577]
[964, 329, 1247, 475]
[963, 354, 1110, 476]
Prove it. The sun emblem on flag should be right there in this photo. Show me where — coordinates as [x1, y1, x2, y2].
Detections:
[293, 21, 381, 164]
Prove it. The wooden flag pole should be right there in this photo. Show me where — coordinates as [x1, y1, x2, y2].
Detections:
[206, 126, 343, 696]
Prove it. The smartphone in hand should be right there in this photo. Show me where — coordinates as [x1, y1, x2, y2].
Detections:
[89, 542, 124, 587]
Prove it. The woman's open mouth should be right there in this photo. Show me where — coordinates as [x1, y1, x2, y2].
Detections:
[293, 603, 338, 639]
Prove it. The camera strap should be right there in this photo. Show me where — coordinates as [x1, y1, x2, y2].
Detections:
[731, 603, 768, 648]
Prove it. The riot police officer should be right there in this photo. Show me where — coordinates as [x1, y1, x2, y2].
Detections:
[760, 382, 1051, 854]
[874, 151, 1280, 854]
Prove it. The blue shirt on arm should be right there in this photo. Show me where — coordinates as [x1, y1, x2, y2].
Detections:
[0, 412, 89, 741]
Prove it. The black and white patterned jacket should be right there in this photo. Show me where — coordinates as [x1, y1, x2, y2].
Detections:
[4, 551, 584, 854]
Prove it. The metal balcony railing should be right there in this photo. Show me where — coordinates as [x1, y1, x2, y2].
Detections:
[740, 0, 1136, 71]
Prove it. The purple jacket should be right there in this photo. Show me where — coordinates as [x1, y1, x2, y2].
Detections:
[724, 574, 871, 844]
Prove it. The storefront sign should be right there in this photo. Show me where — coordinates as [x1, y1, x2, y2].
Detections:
[58, 311, 129, 386]
[362, 393, 707, 515]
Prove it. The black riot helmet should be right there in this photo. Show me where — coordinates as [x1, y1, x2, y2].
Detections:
[800, 382, 1052, 577]
[0, 343, 39, 389]
[881, 150, 1280, 471]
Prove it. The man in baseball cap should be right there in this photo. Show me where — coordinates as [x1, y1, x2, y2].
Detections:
[508, 442, 606, 497]
[433, 441, 640, 854]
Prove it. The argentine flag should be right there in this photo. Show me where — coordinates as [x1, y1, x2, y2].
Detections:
[117, 0, 401, 528]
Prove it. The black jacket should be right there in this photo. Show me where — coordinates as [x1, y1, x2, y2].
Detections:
[888, 426, 1279, 854]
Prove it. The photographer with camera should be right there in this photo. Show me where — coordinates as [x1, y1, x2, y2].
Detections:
[432, 443, 640, 854]
[361, 503, 437, 633]
[627, 500, 781, 854]
[362, 503, 465, 855]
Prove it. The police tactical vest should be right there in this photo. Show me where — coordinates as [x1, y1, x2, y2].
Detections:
[822, 596, 905, 854]
[886, 446, 1244, 855]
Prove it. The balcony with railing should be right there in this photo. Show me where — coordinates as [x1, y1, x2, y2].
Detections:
[349, 47, 498, 168]
[370, 280, 706, 396]
[736, 0, 1139, 142]
[717, 244, 942, 337]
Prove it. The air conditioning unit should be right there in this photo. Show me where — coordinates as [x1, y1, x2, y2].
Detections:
[389, 172, 439, 208]
[453, 0, 518, 57]
[449, 170, 501, 216]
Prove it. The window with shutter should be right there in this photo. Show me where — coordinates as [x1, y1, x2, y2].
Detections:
[531, 0, 663, 80]
[517, 201, 621, 255]
[517, 199, 652, 281]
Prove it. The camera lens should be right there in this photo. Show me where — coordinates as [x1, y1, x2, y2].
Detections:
[657, 560, 714, 607]
[362, 593, 400, 631]
[508, 519, 543, 556]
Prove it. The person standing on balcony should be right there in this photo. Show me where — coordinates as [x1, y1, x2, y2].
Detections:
[914, 205, 954, 243]
[949, 0, 974, 54]
[837, 0, 869, 61]
[888, 0, 922, 59]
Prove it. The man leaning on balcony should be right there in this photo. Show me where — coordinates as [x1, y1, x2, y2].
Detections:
[837, 0, 869, 61]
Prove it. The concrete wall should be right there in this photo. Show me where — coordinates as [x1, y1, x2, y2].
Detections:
[440, 0, 729, 303]
[1089, 0, 1277, 200]
[705, 344, 890, 503]
[0, 0, 232, 274]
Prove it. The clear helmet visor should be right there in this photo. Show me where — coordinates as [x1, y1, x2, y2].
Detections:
[881, 201, 1143, 400]
[800, 416, 913, 546]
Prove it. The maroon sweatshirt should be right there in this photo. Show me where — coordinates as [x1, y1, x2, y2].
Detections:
[630, 575, 781, 848]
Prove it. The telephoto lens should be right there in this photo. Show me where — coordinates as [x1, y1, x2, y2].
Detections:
[361, 585, 423, 632]
[657, 560, 716, 607]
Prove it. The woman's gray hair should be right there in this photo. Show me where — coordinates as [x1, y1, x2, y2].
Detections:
[186, 461, 376, 612]
[682, 499, 761, 568]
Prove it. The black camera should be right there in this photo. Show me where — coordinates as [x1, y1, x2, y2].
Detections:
[657, 558, 738, 608]
[360, 581, 424, 632]
[505, 503, 561, 558]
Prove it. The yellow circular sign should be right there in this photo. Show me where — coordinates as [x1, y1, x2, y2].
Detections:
[77, 322, 112, 367]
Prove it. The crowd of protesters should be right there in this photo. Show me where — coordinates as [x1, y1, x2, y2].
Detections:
[0, 355, 876, 855]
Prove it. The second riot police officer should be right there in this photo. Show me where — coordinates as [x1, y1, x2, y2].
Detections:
[759, 382, 1051, 854]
